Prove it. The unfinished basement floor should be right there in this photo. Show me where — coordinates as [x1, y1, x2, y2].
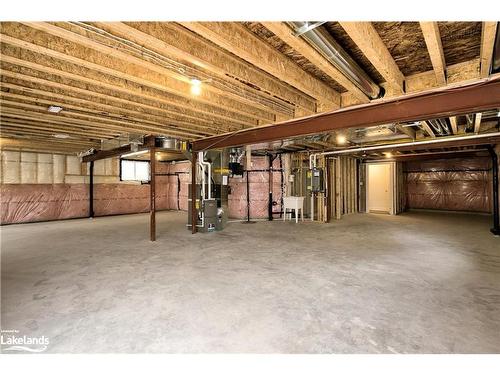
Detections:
[1, 211, 500, 353]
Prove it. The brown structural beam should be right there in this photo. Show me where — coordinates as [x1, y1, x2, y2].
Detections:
[82, 135, 155, 162]
[150, 146, 156, 241]
[191, 77, 500, 152]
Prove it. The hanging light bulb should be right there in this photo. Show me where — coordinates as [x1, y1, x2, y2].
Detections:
[190, 78, 202, 96]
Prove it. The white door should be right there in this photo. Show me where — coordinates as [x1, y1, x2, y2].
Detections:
[367, 163, 393, 214]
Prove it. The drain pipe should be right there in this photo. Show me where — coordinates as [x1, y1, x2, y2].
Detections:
[488, 146, 500, 235]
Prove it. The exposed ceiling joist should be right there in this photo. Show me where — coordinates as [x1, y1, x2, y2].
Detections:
[0, 52, 252, 130]
[449, 116, 458, 135]
[395, 124, 416, 140]
[19, 22, 278, 122]
[0, 86, 217, 136]
[178, 22, 341, 109]
[92, 22, 316, 115]
[339, 22, 405, 94]
[474, 112, 482, 134]
[480, 22, 498, 77]
[420, 121, 436, 138]
[419, 22, 446, 85]
[260, 22, 370, 104]
[0, 69, 236, 132]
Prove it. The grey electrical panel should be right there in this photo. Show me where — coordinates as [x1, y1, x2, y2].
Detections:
[308, 168, 324, 192]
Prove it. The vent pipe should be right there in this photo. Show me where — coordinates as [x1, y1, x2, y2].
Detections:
[287, 22, 383, 100]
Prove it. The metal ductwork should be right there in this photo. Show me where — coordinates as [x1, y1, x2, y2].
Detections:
[287, 22, 383, 99]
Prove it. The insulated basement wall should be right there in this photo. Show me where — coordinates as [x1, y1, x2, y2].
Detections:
[404, 156, 492, 213]
[227, 156, 283, 219]
[0, 150, 185, 224]
[0, 151, 282, 224]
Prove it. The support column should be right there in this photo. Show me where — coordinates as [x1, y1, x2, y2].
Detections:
[268, 154, 273, 221]
[191, 151, 198, 234]
[489, 146, 500, 235]
[150, 146, 156, 241]
[89, 160, 94, 218]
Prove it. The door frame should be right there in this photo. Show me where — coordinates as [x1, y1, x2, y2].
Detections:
[365, 161, 395, 215]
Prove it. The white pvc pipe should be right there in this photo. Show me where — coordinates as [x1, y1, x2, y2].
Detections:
[198, 151, 206, 200]
[198, 151, 212, 200]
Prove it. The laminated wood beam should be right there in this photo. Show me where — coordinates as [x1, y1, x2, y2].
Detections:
[191, 77, 500, 151]
[179, 22, 341, 109]
[480, 22, 498, 78]
[339, 22, 405, 94]
[419, 22, 446, 85]
[261, 22, 370, 104]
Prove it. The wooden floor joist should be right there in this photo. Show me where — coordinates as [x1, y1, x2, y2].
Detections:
[179, 22, 341, 109]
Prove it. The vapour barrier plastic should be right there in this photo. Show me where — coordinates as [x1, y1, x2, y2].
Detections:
[404, 157, 492, 213]
[228, 156, 283, 219]
[1, 184, 89, 224]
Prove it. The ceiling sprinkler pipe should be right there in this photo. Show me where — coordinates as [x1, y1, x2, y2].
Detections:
[288, 21, 383, 99]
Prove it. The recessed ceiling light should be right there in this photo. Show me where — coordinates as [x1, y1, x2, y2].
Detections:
[53, 133, 70, 139]
[48, 105, 63, 113]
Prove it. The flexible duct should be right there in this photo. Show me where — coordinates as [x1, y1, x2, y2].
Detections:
[287, 22, 383, 99]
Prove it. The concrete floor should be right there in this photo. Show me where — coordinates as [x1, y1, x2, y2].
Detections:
[1, 211, 499, 353]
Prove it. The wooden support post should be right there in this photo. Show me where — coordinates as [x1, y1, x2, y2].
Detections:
[150, 146, 156, 241]
[191, 151, 198, 234]
[89, 160, 94, 218]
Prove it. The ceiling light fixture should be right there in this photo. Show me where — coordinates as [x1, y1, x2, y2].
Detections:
[47, 105, 63, 113]
[384, 152, 393, 158]
[336, 134, 347, 145]
[190, 78, 202, 96]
